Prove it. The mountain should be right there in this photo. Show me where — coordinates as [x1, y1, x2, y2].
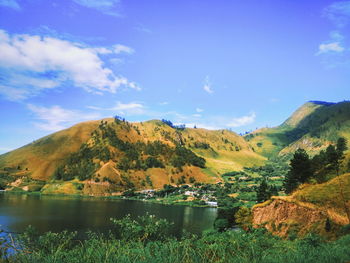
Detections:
[0, 118, 265, 194]
[244, 101, 350, 158]
[1, 100, 349, 195]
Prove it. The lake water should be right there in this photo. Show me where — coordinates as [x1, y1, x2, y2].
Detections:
[0, 193, 217, 238]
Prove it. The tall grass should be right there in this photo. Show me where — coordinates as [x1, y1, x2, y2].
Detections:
[2, 216, 350, 263]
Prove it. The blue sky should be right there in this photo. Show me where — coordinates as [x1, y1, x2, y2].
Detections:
[0, 0, 349, 154]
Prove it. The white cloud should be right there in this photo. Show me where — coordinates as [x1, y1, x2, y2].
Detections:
[28, 104, 100, 131]
[317, 42, 345, 54]
[114, 44, 134, 54]
[203, 76, 213, 94]
[227, 112, 256, 127]
[329, 31, 344, 41]
[192, 114, 201, 118]
[159, 101, 169, 105]
[128, 82, 141, 91]
[196, 108, 204, 113]
[0, 29, 137, 100]
[72, 0, 121, 16]
[134, 24, 152, 34]
[88, 101, 145, 115]
[269, 98, 279, 103]
[112, 102, 143, 111]
[0, 0, 20, 10]
[324, 1, 350, 27]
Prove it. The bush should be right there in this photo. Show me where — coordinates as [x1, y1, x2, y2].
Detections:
[110, 213, 174, 242]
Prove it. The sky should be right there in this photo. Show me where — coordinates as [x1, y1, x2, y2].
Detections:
[0, 0, 349, 154]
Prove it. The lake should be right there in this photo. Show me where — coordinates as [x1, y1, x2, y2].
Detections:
[0, 193, 218, 238]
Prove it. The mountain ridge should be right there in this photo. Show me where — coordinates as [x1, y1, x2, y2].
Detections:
[1, 100, 349, 194]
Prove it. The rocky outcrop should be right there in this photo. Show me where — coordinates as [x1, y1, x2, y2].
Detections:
[252, 198, 341, 238]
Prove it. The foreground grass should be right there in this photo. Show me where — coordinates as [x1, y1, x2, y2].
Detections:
[2, 229, 350, 263]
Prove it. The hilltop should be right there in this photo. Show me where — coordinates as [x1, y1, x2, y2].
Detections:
[244, 100, 350, 158]
[1, 100, 350, 196]
[0, 117, 264, 194]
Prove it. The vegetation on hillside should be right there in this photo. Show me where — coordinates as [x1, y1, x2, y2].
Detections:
[52, 120, 206, 185]
[284, 137, 349, 194]
[245, 101, 350, 158]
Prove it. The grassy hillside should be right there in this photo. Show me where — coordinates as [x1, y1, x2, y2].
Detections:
[253, 172, 350, 238]
[0, 118, 265, 194]
[0, 120, 100, 180]
[245, 101, 350, 158]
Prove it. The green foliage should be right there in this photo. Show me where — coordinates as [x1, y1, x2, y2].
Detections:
[256, 179, 271, 203]
[177, 175, 186, 185]
[284, 148, 313, 194]
[213, 218, 229, 232]
[145, 157, 165, 168]
[53, 143, 98, 181]
[145, 175, 153, 187]
[311, 137, 348, 182]
[171, 145, 206, 168]
[97, 122, 205, 172]
[110, 213, 174, 242]
[193, 142, 210, 149]
[3, 214, 350, 263]
[18, 225, 77, 254]
[0, 173, 14, 189]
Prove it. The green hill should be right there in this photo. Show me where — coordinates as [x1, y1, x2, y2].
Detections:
[1, 100, 350, 196]
[0, 118, 265, 194]
[253, 172, 350, 239]
[245, 101, 350, 158]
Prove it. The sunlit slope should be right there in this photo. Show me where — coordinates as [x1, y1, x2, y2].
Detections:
[0, 120, 100, 180]
[181, 128, 265, 174]
[245, 101, 350, 158]
[0, 118, 265, 190]
[253, 173, 350, 238]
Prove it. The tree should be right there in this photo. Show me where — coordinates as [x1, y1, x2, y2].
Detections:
[284, 148, 313, 194]
[269, 184, 279, 196]
[326, 145, 339, 173]
[256, 179, 270, 203]
[325, 138, 348, 175]
[336, 137, 348, 159]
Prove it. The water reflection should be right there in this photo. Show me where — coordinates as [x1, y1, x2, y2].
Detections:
[0, 193, 217, 237]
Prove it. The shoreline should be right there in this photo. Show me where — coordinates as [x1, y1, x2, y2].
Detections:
[0, 190, 216, 208]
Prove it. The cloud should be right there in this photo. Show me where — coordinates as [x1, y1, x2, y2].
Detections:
[203, 76, 213, 94]
[196, 108, 204, 113]
[269, 98, 279, 103]
[227, 112, 256, 127]
[0, 29, 138, 100]
[159, 101, 169, 105]
[114, 44, 134, 54]
[88, 101, 145, 115]
[324, 1, 350, 27]
[28, 104, 100, 131]
[72, 0, 122, 16]
[0, 0, 20, 10]
[317, 42, 345, 54]
[134, 24, 152, 34]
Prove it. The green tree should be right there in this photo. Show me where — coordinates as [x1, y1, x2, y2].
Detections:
[284, 148, 313, 194]
[326, 145, 339, 173]
[336, 137, 348, 159]
[256, 179, 271, 203]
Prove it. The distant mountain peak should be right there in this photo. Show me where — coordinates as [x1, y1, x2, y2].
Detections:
[308, 101, 335, 106]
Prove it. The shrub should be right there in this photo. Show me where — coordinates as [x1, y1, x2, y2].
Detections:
[110, 213, 174, 242]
